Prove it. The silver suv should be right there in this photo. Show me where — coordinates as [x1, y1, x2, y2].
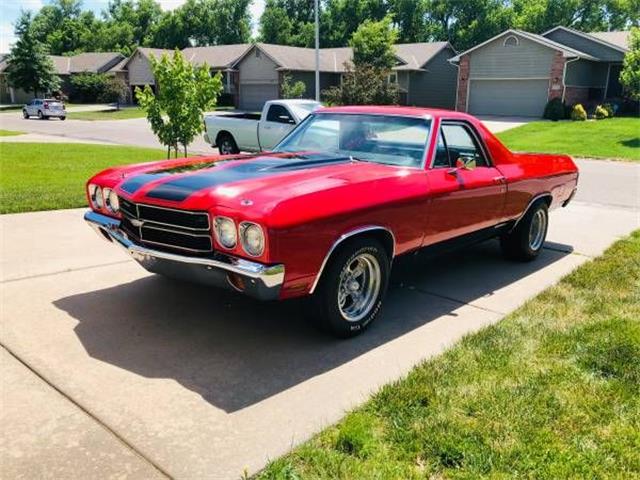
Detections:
[23, 98, 66, 120]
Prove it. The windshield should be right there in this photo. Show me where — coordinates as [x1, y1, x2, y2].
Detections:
[274, 113, 431, 168]
[289, 101, 321, 120]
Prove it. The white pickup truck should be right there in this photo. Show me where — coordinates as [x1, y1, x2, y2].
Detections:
[203, 99, 321, 154]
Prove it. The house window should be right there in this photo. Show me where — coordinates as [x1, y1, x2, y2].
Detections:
[388, 72, 398, 84]
[503, 35, 519, 47]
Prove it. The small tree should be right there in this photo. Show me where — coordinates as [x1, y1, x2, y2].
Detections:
[99, 77, 129, 108]
[323, 63, 399, 105]
[350, 15, 398, 70]
[620, 27, 640, 101]
[5, 12, 60, 98]
[136, 49, 223, 158]
[281, 73, 306, 98]
[71, 72, 108, 103]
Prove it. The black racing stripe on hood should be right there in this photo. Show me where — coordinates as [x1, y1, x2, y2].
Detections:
[120, 173, 169, 194]
[144, 153, 351, 202]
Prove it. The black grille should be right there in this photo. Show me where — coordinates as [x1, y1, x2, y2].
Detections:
[119, 198, 212, 253]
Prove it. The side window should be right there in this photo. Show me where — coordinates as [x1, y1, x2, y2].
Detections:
[441, 123, 488, 167]
[266, 105, 294, 124]
[433, 131, 451, 168]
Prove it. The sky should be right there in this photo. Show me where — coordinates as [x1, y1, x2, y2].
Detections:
[0, 0, 266, 53]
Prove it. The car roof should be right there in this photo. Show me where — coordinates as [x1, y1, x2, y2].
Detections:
[317, 105, 474, 121]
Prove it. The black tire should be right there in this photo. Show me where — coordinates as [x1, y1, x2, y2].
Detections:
[500, 201, 549, 261]
[311, 237, 390, 338]
[22, 110, 29, 119]
[37, 110, 43, 119]
[60, 116, 66, 121]
[217, 132, 239, 155]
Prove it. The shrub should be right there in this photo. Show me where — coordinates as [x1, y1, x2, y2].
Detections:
[323, 63, 398, 105]
[98, 76, 128, 104]
[70, 72, 108, 103]
[281, 73, 306, 99]
[543, 98, 565, 121]
[602, 102, 615, 117]
[594, 105, 609, 119]
[571, 103, 587, 121]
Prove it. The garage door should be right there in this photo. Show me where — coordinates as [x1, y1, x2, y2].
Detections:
[239, 84, 279, 111]
[468, 79, 549, 117]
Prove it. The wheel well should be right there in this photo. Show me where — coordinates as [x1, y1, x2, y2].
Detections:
[215, 130, 233, 144]
[309, 227, 395, 294]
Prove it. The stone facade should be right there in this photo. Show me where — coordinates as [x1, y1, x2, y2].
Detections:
[455, 55, 470, 111]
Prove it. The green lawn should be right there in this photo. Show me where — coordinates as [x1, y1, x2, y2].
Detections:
[257, 231, 640, 479]
[0, 143, 164, 214]
[0, 129, 25, 136]
[497, 117, 640, 161]
[66, 106, 147, 121]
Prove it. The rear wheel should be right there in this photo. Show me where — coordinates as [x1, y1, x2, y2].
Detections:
[500, 201, 549, 261]
[60, 116, 66, 121]
[217, 133, 239, 155]
[311, 238, 390, 338]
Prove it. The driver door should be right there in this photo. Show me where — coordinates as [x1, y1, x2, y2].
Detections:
[424, 121, 506, 244]
[260, 104, 296, 150]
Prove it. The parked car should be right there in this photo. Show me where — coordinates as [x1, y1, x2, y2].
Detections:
[203, 99, 321, 154]
[23, 98, 66, 120]
[85, 106, 578, 337]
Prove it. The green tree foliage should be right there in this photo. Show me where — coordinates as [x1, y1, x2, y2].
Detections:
[99, 77, 129, 105]
[323, 64, 399, 105]
[259, 0, 317, 47]
[136, 50, 223, 158]
[5, 12, 60, 97]
[620, 27, 640, 100]
[70, 72, 109, 102]
[322, 0, 388, 47]
[98, 0, 162, 55]
[350, 15, 398, 69]
[281, 74, 307, 98]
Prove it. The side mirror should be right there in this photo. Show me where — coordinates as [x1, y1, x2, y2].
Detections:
[456, 157, 476, 171]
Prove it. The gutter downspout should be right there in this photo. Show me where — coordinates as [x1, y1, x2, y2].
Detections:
[449, 58, 460, 111]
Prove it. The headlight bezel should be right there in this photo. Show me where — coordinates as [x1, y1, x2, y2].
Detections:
[104, 187, 120, 214]
[214, 216, 238, 249]
[88, 184, 103, 209]
[239, 221, 265, 257]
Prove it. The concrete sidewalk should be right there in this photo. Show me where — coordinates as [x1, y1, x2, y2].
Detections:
[1, 160, 638, 479]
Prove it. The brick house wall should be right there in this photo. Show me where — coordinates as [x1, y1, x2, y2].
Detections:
[455, 55, 469, 111]
[548, 51, 565, 101]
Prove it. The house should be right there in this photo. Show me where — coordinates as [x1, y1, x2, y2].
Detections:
[0, 52, 125, 104]
[450, 27, 630, 117]
[123, 41, 458, 111]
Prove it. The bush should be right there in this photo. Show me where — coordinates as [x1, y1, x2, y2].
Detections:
[571, 103, 587, 121]
[323, 63, 398, 105]
[594, 105, 609, 119]
[98, 76, 128, 104]
[281, 74, 306, 99]
[543, 98, 565, 121]
[602, 102, 615, 117]
[70, 73, 108, 103]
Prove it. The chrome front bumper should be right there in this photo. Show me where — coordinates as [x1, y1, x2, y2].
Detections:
[84, 210, 284, 300]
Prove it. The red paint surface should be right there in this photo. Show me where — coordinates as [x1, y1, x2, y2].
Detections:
[88, 107, 578, 299]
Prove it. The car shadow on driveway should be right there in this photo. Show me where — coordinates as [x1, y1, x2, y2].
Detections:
[54, 239, 573, 413]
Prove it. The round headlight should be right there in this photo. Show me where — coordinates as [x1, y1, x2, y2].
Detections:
[214, 216, 237, 249]
[89, 184, 103, 209]
[104, 188, 119, 213]
[240, 222, 265, 257]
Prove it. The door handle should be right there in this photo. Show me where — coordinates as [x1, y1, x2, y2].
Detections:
[492, 176, 506, 184]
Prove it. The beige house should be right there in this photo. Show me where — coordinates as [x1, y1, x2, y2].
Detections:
[123, 41, 458, 111]
[0, 52, 125, 104]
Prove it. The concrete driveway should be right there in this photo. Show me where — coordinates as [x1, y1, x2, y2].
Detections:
[1, 159, 638, 479]
[477, 115, 534, 133]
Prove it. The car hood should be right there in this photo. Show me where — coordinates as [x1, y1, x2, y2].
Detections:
[98, 151, 426, 227]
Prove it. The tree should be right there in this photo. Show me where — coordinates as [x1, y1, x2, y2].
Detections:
[281, 74, 306, 98]
[176, 0, 251, 46]
[322, 0, 388, 47]
[136, 50, 223, 158]
[323, 64, 399, 105]
[620, 27, 640, 100]
[100, 77, 129, 106]
[350, 15, 398, 69]
[70, 72, 109, 102]
[5, 12, 60, 98]
[31, 0, 99, 55]
[259, 0, 316, 46]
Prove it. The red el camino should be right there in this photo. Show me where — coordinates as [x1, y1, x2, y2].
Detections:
[85, 106, 578, 337]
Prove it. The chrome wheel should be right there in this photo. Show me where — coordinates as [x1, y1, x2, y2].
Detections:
[529, 209, 547, 251]
[219, 137, 235, 155]
[337, 253, 381, 322]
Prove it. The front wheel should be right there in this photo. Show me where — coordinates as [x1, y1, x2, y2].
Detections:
[37, 110, 43, 119]
[311, 238, 390, 338]
[60, 116, 66, 121]
[500, 201, 549, 261]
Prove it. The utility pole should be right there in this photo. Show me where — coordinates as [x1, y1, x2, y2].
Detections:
[314, 0, 320, 101]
